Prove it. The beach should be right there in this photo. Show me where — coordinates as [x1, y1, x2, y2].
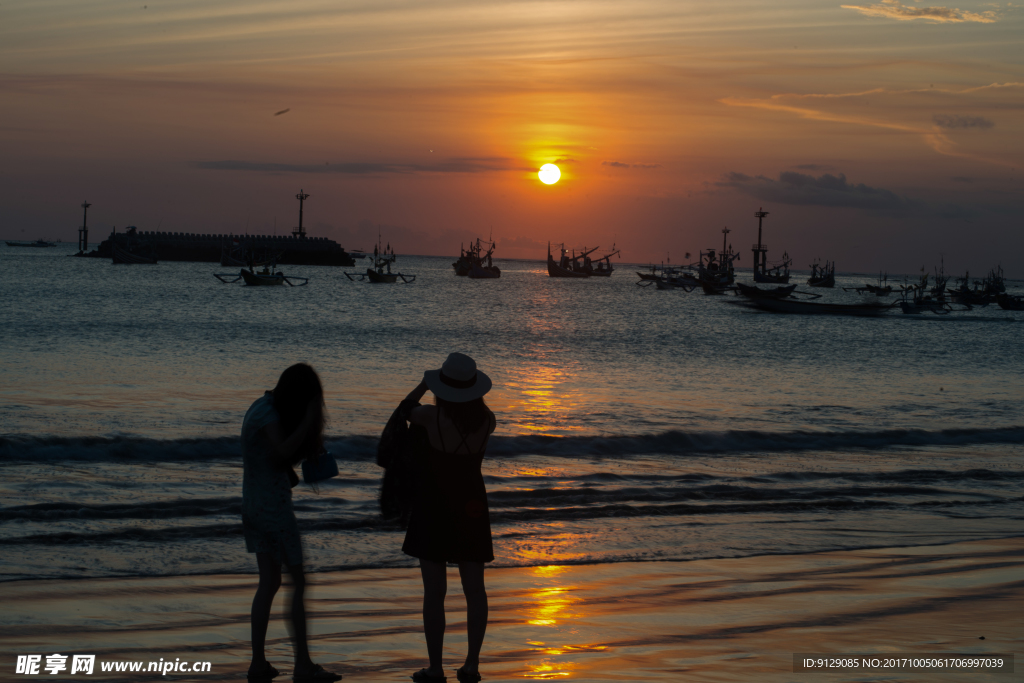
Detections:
[3, 250, 1023, 681]
[3, 537, 1019, 682]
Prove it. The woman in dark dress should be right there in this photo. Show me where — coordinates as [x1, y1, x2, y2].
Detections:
[400, 353, 496, 683]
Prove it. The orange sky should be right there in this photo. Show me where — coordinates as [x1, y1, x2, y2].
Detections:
[2, 1, 1022, 273]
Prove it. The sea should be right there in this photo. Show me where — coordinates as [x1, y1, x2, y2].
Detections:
[1, 244, 1022, 583]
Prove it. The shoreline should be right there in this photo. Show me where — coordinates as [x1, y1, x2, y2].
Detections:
[3, 533, 1023, 585]
[3, 537, 1020, 682]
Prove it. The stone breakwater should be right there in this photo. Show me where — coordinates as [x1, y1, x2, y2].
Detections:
[81, 228, 356, 266]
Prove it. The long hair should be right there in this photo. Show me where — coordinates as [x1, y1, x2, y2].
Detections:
[272, 363, 326, 460]
[435, 396, 491, 434]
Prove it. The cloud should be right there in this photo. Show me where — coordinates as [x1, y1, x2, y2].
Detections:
[793, 164, 835, 171]
[554, 158, 578, 165]
[602, 161, 661, 169]
[718, 171, 907, 211]
[195, 157, 524, 175]
[933, 114, 994, 129]
[950, 176, 974, 182]
[841, 1, 999, 23]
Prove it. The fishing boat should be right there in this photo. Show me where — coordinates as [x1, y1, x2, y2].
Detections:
[845, 272, 893, 296]
[345, 237, 415, 283]
[6, 239, 57, 248]
[734, 282, 797, 299]
[896, 274, 956, 314]
[214, 263, 309, 286]
[547, 243, 592, 278]
[946, 271, 988, 306]
[454, 238, 500, 278]
[996, 294, 1024, 311]
[750, 209, 791, 283]
[732, 297, 889, 316]
[653, 269, 699, 290]
[807, 260, 835, 287]
[697, 227, 740, 292]
[582, 244, 620, 277]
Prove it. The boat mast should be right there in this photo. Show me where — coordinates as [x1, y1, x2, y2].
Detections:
[293, 189, 309, 239]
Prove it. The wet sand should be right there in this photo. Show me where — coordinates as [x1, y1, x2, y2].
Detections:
[2, 537, 1020, 682]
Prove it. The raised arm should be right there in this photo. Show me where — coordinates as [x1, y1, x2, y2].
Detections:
[404, 379, 429, 404]
[263, 399, 319, 468]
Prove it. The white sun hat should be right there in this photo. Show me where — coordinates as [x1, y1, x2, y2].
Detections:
[423, 352, 492, 402]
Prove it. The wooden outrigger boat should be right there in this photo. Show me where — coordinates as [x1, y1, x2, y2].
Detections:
[345, 236, 415, 283]
[547, 242, 593, 278]
[750, 209, 791, 283]
[214, 263, 309, 286]
[996, 293, 1024, 311]
[732, 297, 889, 316]
[734, 282, 798, 299]
[845, 272, 893, 296]
[807, 260, 835, 287]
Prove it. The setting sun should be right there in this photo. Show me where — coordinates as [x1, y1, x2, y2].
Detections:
[538, 164, 561, 185]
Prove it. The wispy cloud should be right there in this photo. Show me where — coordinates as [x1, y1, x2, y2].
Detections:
[933, 114, 994, 129]
[841, 0, 999, 23]
[720, 82, 1022, 167]
[718, 171, 907, 211]
[602, 161, 661, 169]
[195, 157, 525, 175]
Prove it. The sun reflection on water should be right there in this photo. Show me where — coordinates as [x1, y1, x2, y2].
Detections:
[518, 565, 610, 678]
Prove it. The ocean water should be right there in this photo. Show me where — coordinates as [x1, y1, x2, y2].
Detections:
[1, 244, 1023, 582]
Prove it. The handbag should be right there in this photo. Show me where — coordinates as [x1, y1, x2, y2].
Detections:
[302, 449, 339, 484]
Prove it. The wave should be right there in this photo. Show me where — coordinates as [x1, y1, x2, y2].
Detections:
[3, 496, 1020, 547]
[1, 426, 1023, 462]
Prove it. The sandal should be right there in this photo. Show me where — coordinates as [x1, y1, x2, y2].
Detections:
[247, 662, 280, 681]
[411, 669, 447, 681]
[293, 663, 341, 682]
[456, 667, 481, 682]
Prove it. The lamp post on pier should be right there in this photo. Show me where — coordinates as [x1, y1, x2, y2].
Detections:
[293, 190, 310, 238]
[79, 201, 91, 253]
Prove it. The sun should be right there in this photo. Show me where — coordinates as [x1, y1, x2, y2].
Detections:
[538, 164, 560, 184]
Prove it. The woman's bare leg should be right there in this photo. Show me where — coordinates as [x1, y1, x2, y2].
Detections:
[250, 553, 282, 669]
[458, 562, 487, 674]
[284, 563, 314, 671]
[419, 559, 448, 676]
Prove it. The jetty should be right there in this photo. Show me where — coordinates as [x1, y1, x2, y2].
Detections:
[78, 190, 356, 266]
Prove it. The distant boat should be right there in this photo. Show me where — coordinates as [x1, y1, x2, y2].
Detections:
[807, 260, 835, 287]
[735, 282, 797, 299]
[455, 237, 500, 278]
[582, 244, 620, 277]
[845, 272, 893, 296]
[734, 297, 889, 316]
[697, 227, 740, 292]
[6, 239, 57, 248]
[213, 264, 308, 286]
[345, 236, 416, 283]
[750, 209, 791, 283]
[547, 242, 592, 278]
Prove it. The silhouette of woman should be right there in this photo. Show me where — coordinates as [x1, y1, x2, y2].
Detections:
[399, 353, 496, 682]
[241, 363, 341, 682]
